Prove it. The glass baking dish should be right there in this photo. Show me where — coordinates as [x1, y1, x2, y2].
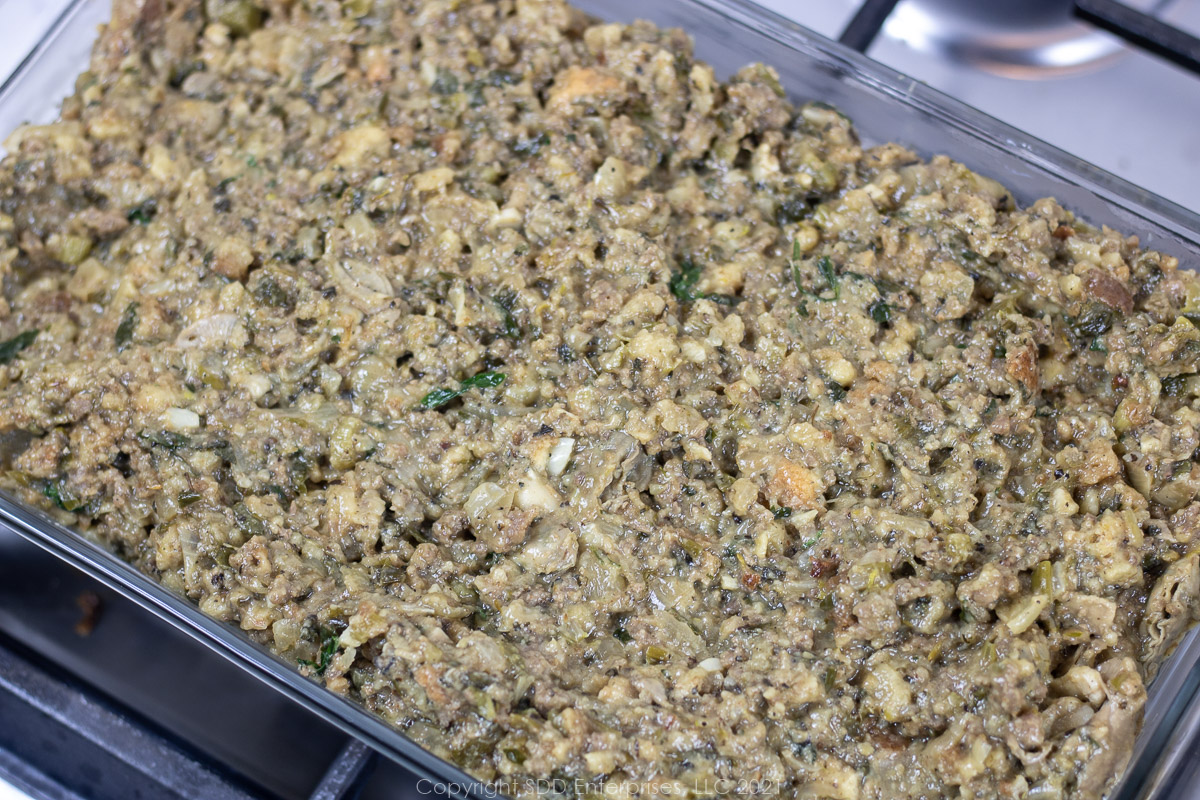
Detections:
[2, 0, 1199, 798]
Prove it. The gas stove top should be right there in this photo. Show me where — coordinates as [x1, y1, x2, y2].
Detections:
[754, 0, 1200, 214]
[2, 1, 1200, 799]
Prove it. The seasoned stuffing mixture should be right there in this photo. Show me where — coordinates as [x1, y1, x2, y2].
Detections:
[3, 0, 1200, 797]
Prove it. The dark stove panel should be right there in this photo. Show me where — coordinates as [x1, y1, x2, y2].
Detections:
[0, 531, 425, 800]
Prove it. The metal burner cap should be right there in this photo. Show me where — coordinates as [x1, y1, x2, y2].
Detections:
[883, 0, 1175, 78]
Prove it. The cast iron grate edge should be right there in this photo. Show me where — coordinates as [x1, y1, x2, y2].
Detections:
[0, 629, 374, 800]
[836, 0, 1200, 77]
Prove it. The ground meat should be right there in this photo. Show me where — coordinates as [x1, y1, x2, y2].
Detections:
[0, 1, 1197, 798]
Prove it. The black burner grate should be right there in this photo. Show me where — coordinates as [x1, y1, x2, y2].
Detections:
[837, 0, 1200, 76]
[0, 630, 380, 800]
[1074, 0, 1200, 75]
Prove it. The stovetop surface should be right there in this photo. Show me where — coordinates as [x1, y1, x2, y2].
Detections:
[754, 0, 1200, 214]
[0, 528, 431, 800]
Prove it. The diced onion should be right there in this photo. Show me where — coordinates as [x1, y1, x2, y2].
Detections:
[547, 437, 575, 477]
[466, 481, 510, 520]
[163, 407, 200, 431]
[517, 472, 560, 512]
[176, 313, 240, 349]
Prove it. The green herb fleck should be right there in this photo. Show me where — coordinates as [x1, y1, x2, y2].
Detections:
[0, 330, 38, 364]
[512, 132, 550, 157]
[486, 69, 521, 86]
[670, 257, 703, 302]
[421, 387, 461, 409]
[115, 303, 138, 350]
[431, 67, 459, 95]
[298, 629, 339, 676]
[420, 370, 507, 410]
[776, 194, 812, 227]
[670, 256, 739, 305]
[126, 199, 158, 225]
[178, 491, 202, 507]
[493, 292, 521, 339]
[793, 741, 818, 765]
[137, 430, 190, 450]
[462, 370, 506, 391]
[42, 480, 82, 512]
[1068, 304, 1114, 342]
[791, 247, 840, 302]
[826, 381, 847, 402]
[253, 276, 290, 308]
[288, 451, 311, 495]
[232, 501, 268, 537]
[1163, 374, 1197, 396]
[772, 506, 793, 519]
[868, 299, 891, 325]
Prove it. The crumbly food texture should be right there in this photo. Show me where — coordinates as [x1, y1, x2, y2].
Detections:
[2, 1, 1199, 798]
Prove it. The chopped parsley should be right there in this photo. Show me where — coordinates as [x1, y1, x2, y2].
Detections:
[791, 242, 840, 302]
[868, 298, 891, 325]
[42, 480, 82, 512]
[420, 370, 507, 410]
[669, 256, 738, 305]
[493, 292, 521, 339]
[137, 430, 190, 450]
[670, 258, 704, 302]
[126, 199, 158, 225]
[512, 132, 550, 157]
[232, 501, 268, 537]
[299, 629, 339, 675]
[1163, 374, 1197, 396]
[0, 330, 38, 364]
[431, 67, 459, 95]
[253, 276, 290, 309]
[115, 303, 138, 350]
